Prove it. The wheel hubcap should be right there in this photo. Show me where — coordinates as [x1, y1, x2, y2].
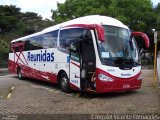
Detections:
[18, 70, 21, 78]
[61, 77, 67, 88]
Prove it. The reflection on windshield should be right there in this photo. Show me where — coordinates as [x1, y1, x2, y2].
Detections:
[98, 25, 139, 67]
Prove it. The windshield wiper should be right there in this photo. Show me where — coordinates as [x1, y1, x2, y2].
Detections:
[113, 57, 125, 65]
[113, 57, 134, 65]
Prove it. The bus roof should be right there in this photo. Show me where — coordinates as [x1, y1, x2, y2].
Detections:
[43, 15, 129, 32]
[11, 15, 129, 43]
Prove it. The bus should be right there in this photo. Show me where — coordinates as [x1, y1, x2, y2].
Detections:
[8, 15, 150, 93]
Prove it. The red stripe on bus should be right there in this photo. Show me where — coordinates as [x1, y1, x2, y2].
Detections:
[71, 61, 80, 68]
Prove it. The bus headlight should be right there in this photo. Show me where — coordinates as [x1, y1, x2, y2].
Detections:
[137, 74, 142, 80]
[98, 74, 113, 81]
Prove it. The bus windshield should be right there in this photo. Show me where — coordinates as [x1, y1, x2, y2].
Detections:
[97, 25, 139, 67]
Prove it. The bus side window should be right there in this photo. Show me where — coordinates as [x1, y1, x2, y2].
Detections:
[59, 28, 86, 53]
[23, 35, 43, 51]
[71, 52, 80, 62]
[59, 29, 68, 52]
[10, 42, 22, 52]
[42, 30, 58, 49]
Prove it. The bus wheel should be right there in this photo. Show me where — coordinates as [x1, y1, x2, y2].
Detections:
[17, 68, 23, 80]
[60, 73, 70, 93]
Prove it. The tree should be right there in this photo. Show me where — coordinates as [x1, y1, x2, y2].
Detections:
[0, 5, 55, 67]
[0, 5, 54, 42]
[51, 0, 155, 32]
[0, 40, 9, 67]
[0, 5, 21, 32]
[52, 0, 157, 54]
[154, 3, 160, 31]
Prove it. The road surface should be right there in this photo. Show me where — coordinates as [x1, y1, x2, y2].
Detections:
[0, 70, 159, 120]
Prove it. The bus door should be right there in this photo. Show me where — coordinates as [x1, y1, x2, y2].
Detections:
[69, 42, 81, 90]
[81, 31, 96, 91]
[69, 40, 88, 91]
[69, 31, 96, 91]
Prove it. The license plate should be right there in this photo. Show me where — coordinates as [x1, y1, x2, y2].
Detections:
[123, 84, 130, 88]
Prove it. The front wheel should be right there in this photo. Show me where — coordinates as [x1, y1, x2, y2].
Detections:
[17, 68, 23, 80]
[60, 73, 70, 93]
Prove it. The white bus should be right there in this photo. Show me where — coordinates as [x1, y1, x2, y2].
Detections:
[8, 15, 150, 93]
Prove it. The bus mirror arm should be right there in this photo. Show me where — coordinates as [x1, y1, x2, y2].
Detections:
[131, 32, 150, 48]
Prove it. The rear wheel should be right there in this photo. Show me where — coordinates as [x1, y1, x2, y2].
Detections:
[17, 68, 23, 80]
[60, 73, 70, 93]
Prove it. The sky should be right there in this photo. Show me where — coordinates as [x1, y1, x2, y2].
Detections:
[0, 0, 160, 20]
[0, 0, 66, 20]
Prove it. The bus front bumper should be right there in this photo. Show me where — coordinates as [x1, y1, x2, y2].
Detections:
[95, 68, 142, 93]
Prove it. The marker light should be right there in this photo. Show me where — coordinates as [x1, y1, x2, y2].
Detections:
[98, 74, 113, 81]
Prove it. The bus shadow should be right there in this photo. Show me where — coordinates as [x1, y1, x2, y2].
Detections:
[79, 90, 139, 99]
[13, 76, 139, 99]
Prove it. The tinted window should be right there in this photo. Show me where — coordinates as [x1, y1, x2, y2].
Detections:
[10, 41, 24, 53]
[10, 30, 58, 52]
[42, 30, 58, 49]
[59, 28, 87, 53]
[24, 35, 43, 50]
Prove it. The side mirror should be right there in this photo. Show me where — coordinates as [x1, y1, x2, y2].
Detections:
[94, 25, 105, 42]
[131, 32, 150, 48]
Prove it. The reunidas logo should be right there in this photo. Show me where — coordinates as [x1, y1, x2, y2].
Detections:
[121, 73, 131, 76]
[27, 50, 54, 62]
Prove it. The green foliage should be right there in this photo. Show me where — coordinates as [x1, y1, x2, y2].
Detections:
[1, 1, 160, 67]
[0, 40, 9, 67]
[154, 3, 160, 31]
[0, 5, 20, 32]
[0, 40, 9, 53]
[51, 0, 160, 57]
[0, 5, 54, 41]
[51, 0, 156, 32]
[0, 5, 54, 67]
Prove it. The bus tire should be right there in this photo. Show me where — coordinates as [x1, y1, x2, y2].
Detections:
[17, 67, 23, 80]
[60, 73, 70, 93]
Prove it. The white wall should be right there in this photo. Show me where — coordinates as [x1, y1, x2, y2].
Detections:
[157, 54, 160, 83]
